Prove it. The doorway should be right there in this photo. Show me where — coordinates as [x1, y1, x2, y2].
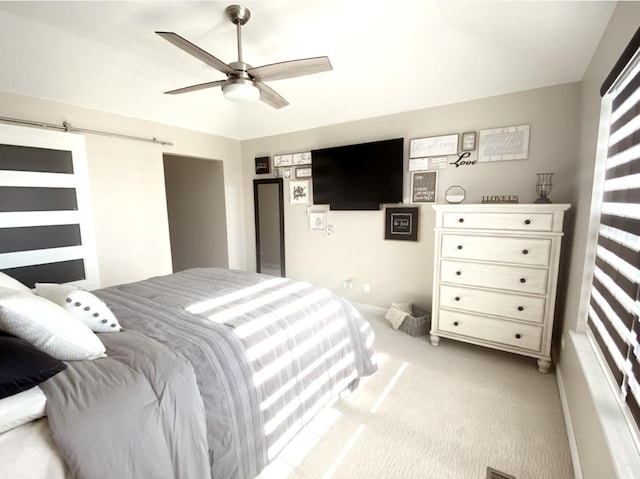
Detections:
[163, 154, 229, 272]
[253, 178, 285, 277]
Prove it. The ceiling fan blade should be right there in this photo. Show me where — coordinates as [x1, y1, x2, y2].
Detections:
[156, 31, 237, 76]
[248, 56, 332, 82]
[255, 82, 289, 109]
[164, 80, 226, 95]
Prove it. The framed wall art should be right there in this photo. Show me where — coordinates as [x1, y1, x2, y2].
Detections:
[292, 152, 312, 165]
[255, 156, 270, 174]
[409, 134, 459, 158]
[295, 167, 312, 178]
[384, 207, 419, 241]
[478, 124, 530, 162]
[273, 154, 293, 167]
[289, 180, 310, 205]
[408, 157, 429, 172]
[411, 170, 437, 203]
[309, 211, 326, 231]
[461, 132, 477, 151]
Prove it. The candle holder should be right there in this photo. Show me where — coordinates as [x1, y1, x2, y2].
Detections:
[534, 173, 553, 203]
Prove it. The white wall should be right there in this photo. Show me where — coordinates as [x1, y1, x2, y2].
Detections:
[242, 83, 580, 311]
[0, 91, 245, 288]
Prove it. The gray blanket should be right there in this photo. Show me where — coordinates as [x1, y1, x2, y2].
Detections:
[41, 330, 210, 479]
[48, 268, 378, 479]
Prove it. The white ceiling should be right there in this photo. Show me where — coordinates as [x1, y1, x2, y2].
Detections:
[0, 1, 616, 140]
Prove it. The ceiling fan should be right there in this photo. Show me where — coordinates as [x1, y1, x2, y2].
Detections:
[156, 4, 332, 109]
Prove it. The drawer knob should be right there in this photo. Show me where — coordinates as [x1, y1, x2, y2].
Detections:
[518, 306, 524, 311]
[515, 333, 522, 339]
[453, 321, 459, 326]
[520, 278, 526, 283]
[455, 296, 460, 301]
[522, 249, 529, 255]
[456, 271, 462, 276]
[458, 218, 464, 223]
[524, 219, 531, 225]
[457, 245, 463, 250]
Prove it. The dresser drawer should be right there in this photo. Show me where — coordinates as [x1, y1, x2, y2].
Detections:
[442, 212, 554, 231]
[439, 284, 546, 323]
[437, 310, 543, 352]
[440, 260, 548, 295]
[441, 234, 551, 266]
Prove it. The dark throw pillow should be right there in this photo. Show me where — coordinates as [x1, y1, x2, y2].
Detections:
[0, 336, 67, 399]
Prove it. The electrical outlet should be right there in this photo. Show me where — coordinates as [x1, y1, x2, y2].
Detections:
[343, 279, 353, 289]
[364, 284, 370, 294]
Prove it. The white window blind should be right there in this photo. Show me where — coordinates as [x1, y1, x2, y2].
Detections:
[588, 38, 640, 435]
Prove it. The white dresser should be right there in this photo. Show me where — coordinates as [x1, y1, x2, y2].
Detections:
[430, 204, 570, 373]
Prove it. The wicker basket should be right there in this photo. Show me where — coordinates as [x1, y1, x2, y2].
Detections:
[398, 304, 431, 337]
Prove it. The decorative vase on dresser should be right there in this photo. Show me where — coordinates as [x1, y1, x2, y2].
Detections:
[430, 203, 570, 373]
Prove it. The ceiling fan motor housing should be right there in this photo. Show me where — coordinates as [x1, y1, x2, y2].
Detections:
[225, 5, 251, 25]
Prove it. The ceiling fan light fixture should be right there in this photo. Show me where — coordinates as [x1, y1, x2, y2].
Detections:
[223, 80, 260, 102]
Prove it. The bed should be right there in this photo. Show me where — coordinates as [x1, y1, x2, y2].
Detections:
[0, 267, 378, 479]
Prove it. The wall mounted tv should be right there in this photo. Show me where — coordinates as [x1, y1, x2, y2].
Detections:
[311, 138, 404, 210]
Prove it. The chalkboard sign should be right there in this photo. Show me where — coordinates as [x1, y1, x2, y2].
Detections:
[411, 171, 437, 203]
[255, 156, 270, 175]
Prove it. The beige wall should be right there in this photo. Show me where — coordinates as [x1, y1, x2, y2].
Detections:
[558, 3, 640, 478]
[164, 154, 229, 272]
[0, 91, 245, 288]
[242, 83, 580, 310]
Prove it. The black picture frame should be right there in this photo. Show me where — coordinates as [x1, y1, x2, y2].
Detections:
[384, 207, 419, 241]
[255, 156, 270, 175]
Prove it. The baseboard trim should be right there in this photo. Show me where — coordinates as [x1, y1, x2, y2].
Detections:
[556, 366, 584, 479]
[351, 302, 387, 316]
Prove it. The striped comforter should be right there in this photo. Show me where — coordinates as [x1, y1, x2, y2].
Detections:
[94, 268, 378, 479]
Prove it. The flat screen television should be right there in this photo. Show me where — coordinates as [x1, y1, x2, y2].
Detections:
[311, 138, 404, 210]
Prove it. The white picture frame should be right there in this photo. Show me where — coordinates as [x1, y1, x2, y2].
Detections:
[273, 154, 293, 167]
[409, 134, 459, 158]
[295, 167, 312, 178]
[293, 152, 312, 165]
[289, 180, 310, 205]
[408, 158, 429, 172]
[461, 131, 477, 151]
[478, 125, 530, 162]
[309, 212, 326, 231]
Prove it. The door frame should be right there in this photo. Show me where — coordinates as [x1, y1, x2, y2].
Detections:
[253, 178, 285, 277]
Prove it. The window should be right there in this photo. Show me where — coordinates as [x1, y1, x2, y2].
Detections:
[587, 34, 640, 438]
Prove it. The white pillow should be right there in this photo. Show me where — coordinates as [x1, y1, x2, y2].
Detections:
[0, 386, 47, 434]
[0, 272, 32, 294]
[0, 287, 106, 361]
[35, 283, 123, 333]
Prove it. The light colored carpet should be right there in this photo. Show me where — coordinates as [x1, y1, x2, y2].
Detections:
[258, 310, 574, 479]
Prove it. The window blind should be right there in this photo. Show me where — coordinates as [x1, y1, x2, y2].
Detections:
[588, 42, 640, 435]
